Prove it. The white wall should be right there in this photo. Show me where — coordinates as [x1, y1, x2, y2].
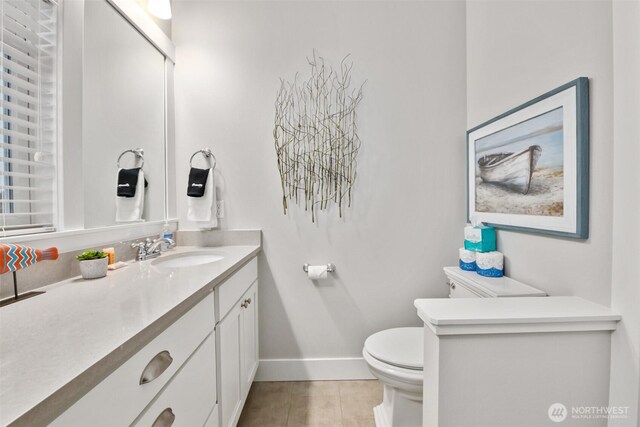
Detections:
[173, 1, 467, 370]
[609, 1, 640, 424]
[466, 0, 614, 305]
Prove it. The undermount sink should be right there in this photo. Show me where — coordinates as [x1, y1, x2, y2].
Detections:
[152, 251, 225, 268]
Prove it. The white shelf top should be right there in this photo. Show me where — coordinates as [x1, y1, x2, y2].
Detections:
[414, 296, 621, 336]
[444, 266, 547, 297]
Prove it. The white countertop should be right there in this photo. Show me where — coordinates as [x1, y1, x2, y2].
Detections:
[414, 296, 621, 335]
[0, 245, 260, 427]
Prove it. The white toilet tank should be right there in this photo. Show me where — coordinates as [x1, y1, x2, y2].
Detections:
[444, 266, 546, 299]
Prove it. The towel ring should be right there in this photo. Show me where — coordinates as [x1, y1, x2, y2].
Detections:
[189, 148, 217, 170]
[117, 148, 144, 169]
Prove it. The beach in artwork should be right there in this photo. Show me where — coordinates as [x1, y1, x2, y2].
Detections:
[475, 107, 564, 217]
[475, 168, 563, 216]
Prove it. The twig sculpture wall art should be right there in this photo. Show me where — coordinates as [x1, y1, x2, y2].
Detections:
[273, 52, 365, 222]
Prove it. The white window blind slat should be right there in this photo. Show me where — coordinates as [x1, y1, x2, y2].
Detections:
[3, 156, 51, 168]
[1, 104, 38, 121]
[3, 21, 39, 52]
[1, 170, 52, 180]
[2, 51, 40, 80]
[2, 222, 53, 229]
[1, 113, 38, 132]
[1, 0, 57, 237]
[1, 96, 39, 117]
[6, 0, 53, 28]
[0, 184, 51, 192]
[2, 71, 39, 93]
[4, 2, 51, 34]
[0, 212, 54, 218]
[1, 41, 38, 68]
[1, 84, 38, 104]
[0, 128, 37, 144]
[0, 226, 54, 237]
[4, 14, 41, 43]
[1, 199, 48, 204]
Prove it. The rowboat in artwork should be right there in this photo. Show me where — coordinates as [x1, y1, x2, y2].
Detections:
[478, 145, 542, 194]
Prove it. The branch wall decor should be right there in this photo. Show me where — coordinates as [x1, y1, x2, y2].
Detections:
[273, 52, 365, 222]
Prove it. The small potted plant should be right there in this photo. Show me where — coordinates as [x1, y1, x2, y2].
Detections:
[76, 250, 108, 280]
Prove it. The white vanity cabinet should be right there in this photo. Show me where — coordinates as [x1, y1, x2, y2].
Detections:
[217, 258, 259, 427]
[51, 292, 217, 427]
[50, 255, 259, 427]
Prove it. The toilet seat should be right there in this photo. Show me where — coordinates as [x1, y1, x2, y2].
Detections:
[363, 327, 424, 427]
[364, 327, 423, 370]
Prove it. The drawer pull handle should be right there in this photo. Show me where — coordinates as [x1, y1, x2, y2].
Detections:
[152, 408, 175, 427]
[140, 351, 173, 385]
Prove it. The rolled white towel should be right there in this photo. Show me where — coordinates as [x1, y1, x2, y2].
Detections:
[116, 169, 145, 223]
[187, 168, 218, 228]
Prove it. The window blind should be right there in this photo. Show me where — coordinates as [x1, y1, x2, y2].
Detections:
[1, 0, 57, 237]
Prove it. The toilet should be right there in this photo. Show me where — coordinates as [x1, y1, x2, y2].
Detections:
[363, 266, 546, 427]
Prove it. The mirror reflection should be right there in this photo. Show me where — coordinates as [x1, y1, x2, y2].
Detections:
[82, 0, 166, 229]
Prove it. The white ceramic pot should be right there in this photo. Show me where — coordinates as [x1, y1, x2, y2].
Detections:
[79, 257, 108, 280]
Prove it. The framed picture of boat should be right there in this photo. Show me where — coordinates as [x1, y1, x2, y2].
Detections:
[467, 77, 589, 239]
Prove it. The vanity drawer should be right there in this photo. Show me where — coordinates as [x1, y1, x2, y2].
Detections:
[51, 292, 215, 427]
[217, 257, 257, 320]
[133, 331, 216, 427]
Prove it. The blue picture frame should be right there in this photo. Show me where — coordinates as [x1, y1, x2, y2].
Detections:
[466, 77, 589, 239]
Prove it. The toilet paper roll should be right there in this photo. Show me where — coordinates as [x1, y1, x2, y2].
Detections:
[475, 251, 504, 277]
[459, 248, 477, 271]
[307, 265, 328, 280]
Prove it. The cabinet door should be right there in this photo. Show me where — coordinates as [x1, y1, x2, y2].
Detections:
[218, 301, 243, 427]
[241, 281, 258, 398]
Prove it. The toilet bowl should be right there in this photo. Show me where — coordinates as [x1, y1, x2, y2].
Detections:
[363, 327, 423, 427]
[363, 266, 547, 427]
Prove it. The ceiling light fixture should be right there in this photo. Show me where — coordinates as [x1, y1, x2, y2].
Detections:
[147, 0, 171, 20]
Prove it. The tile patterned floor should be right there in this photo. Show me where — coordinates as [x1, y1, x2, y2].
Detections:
[238, 380, 383, 427]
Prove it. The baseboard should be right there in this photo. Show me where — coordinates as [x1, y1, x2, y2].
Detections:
[255, 357, 375, 382]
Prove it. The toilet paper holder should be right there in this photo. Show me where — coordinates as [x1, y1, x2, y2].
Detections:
[303, 263, 336, 273]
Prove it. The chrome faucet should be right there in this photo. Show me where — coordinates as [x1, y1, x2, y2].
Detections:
[131, 237, 176, 261]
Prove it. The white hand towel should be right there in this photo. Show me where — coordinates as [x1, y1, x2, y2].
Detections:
[187, 168, 218, 228]
[116, 169, 145, 223]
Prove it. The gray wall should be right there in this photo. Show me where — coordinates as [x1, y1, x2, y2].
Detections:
[173, 1, 467, 361]
[609, 1, 640, 424]
[466, 0, 614, 305]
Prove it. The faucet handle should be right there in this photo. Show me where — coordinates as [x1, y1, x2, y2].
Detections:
[165, 238, 176, 249]
[131, 241, 148, 261]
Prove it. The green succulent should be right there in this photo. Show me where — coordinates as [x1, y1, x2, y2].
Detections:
[76, 250, 107, 261]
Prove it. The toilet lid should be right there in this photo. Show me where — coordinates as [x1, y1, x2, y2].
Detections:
[364, 327, 423, 370]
